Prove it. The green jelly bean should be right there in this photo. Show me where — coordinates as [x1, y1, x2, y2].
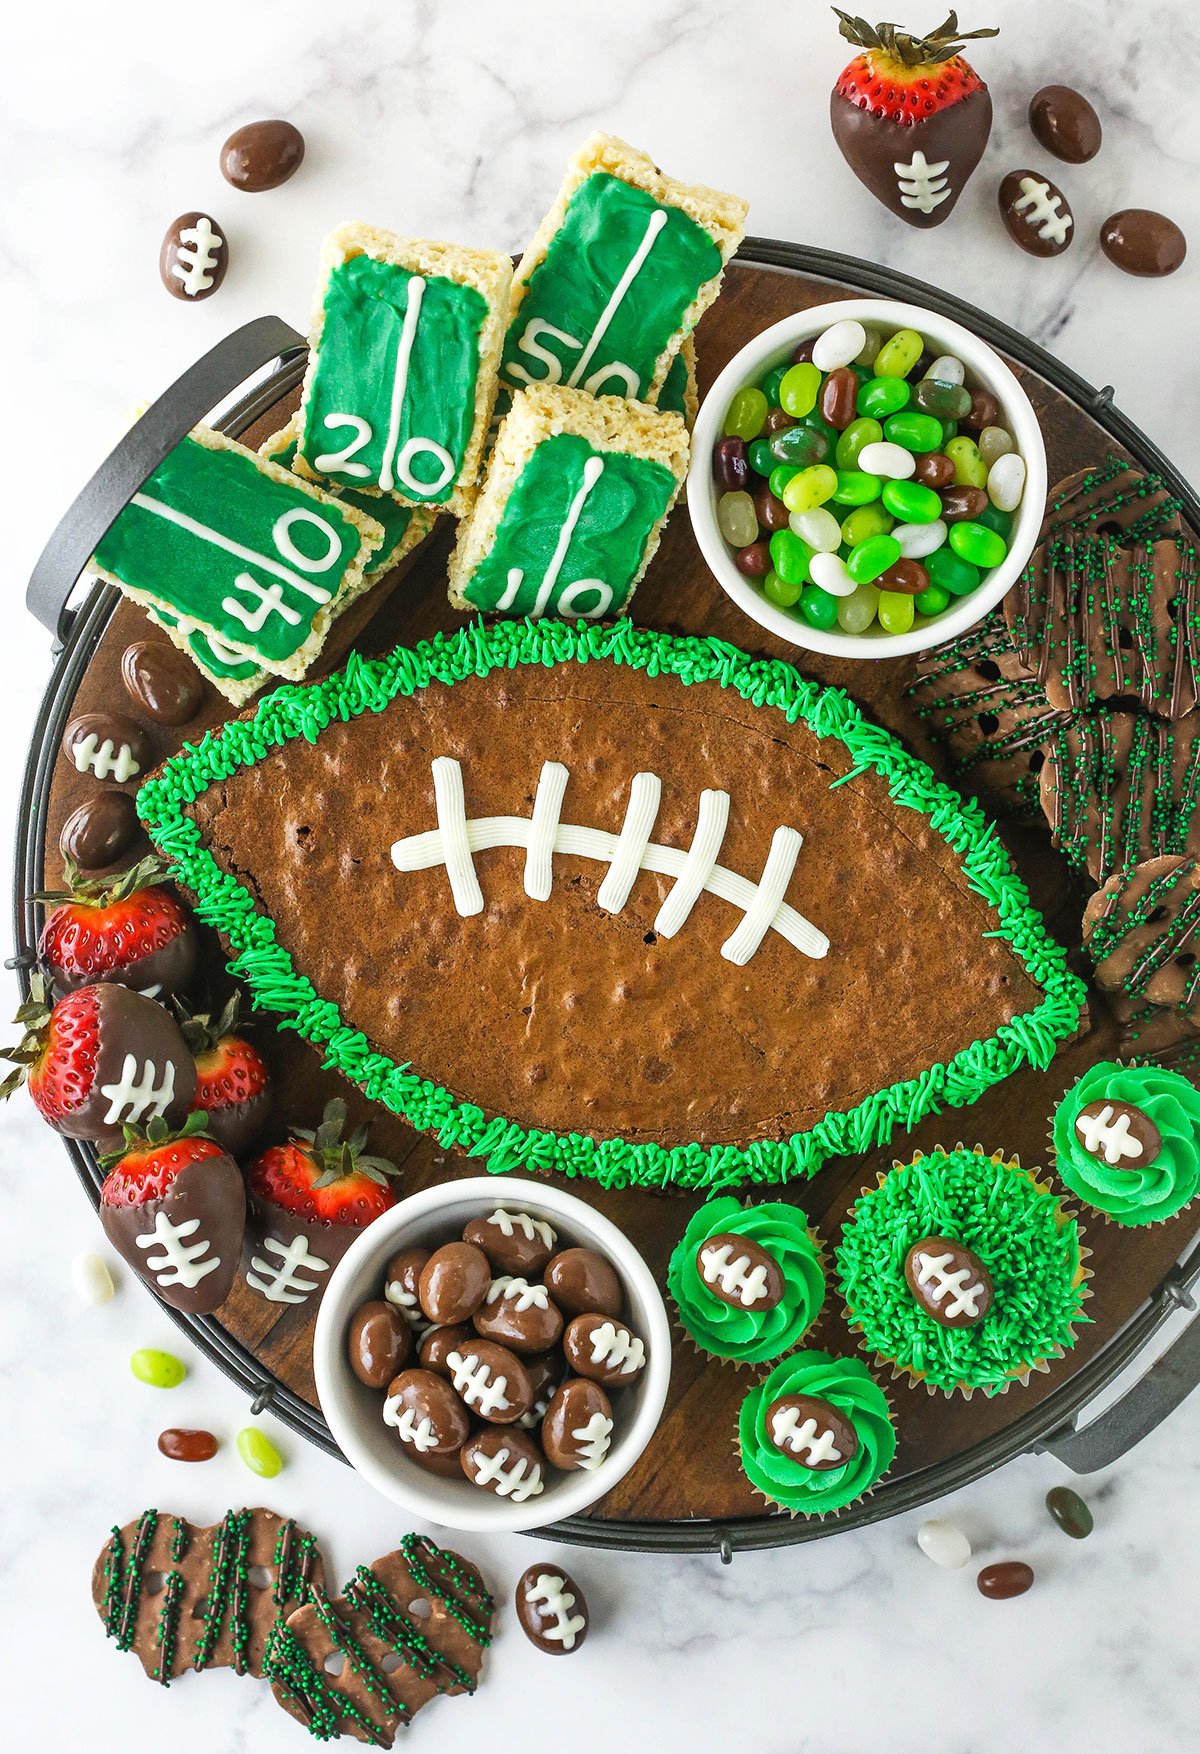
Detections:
[781, 465, 838, 514]
[759, 365, 788, 406]
[883, 411, 944, 453]
[802, 413, 839, 450]
[769, 424, 829, 468]
[927, 546, 982, 597]
[831, 469, 883, 507]
[914, 581, 951, 616]
[768, 529, 813, 585]
[237, 1425, 284, 1478]
[799, 585, 839, 630]
[763, 568, 803, 609]
[874, 328, 924, 379]
[849, 362, 872, 385]
[779, 362, 821, 419]
[1045, 1485, 1094, 1540]
[847, 533, 901, 584]
[881, 479, 942, 524]
[724, 386, 768, 441]
[856, 376, 911, 420]
[941, 419, 958, 443]
[913, 378, 973, 421]
[841, 503, 894, 546]
[877, 589, 916, 635]
[945, 435, 988, 488]
[976, 502, 1014, 539]
[131, 1348, 186, 1389]
[949, 521, 1008, 569]
[748, 438, 774, 477]
[769, 464, 799, 499]
[835, 416, 883, 471]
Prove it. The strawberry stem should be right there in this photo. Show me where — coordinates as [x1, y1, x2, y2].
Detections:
[833, 7, 998, 64]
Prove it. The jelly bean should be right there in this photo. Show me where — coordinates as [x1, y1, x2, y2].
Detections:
[927, 547, 981, 596]
[987, 451, 1026, 512]
[769, 424, 829, 468]
[808, 552, 856, 597]
[835, 417, 883, 471]
[769, 529, 813, 585]
[831, 469, 883, 507]
[877, 590, 915, 635]
[977, 1561, 1033, 1600]
[763, 406, 796, 435]
[712, 436, 749, 492]
[857, 375, 911, 420]
[73, 1251, 115, 1306]
[856, 440, 916, 480]
[837, 580, 880, 632]
[978, 424, 1015, 468]
[759, 365, 788, 405]
[923, 354, 965, 386]
[131, 1348, 186, 1389]
[799, 585, 838, 630]
[883, 411, 944, 453]
[789, 338, 816, 364]
[917, 1518, 972, 1568]
[975, 501, 1013, 539]
[893, 518, 948, 560]
[801, 411, 839, 451]
[949, 521, 1008, 569]
[945, 436, 988, 488]
[768, 464, 799, 500]
[913, 378, 973, 422]
[812, 318, 867, 372]
[717, 491, 760, 548]
[781, 465, 838, 514]
[779, 362, 821, 419]
[841, 503, 894, 546]
[913, 451, 955, 490]
[763, 569, 803, 609]
[855, 326, 882, 367]
[158, 1427, 219, 1462]
[735, 540, 772, 577]
[874, 327, 924, 379]
[1045, 1485, 1093, 1540]
[963, 388, 1000, 432]
[940, 484, 989, 524]
[748, 438, 775, 477]
[941, 420, 958, 443]
[237, 1425, 284, 1477]
[877, 557, 929, 595]
[755, 484, 790, 531]
[790, 507, 842, 552]
[820, 366, 860, 431]
[847, 533, 901, 583]
[724, 386, 768, 440]
[914, 581, 951, 617]
[882, 479, 942, 524]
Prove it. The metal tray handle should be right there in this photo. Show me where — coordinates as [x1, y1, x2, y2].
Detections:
[26, 314, 305, 644]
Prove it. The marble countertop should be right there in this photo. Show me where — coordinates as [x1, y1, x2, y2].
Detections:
[3, 1, 1199, 1748]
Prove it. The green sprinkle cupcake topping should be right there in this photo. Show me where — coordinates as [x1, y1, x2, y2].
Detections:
[738, 1350, 895, 1515]
[667, 1196, 825, 1363]
[1053, 1061, 1200, 1226]
[836, 1149, 1089, 1395]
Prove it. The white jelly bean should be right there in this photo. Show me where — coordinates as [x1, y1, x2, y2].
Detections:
[893, 518, 948, 560]
[837, 580, 880, 631]
[857, 441, 916, 480]
[988, 451, 1027, 512]
[917, 1518, 972, 1569]
[978, 425, 1014, 468]
[73, 1251, 115, 1306]
[809, 552, 856, 597]
[923, 353, 965, 386]
[812, 318, 867, 373]
[790, 507, 842, 553]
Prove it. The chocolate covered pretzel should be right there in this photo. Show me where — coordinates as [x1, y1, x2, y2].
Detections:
[1040, 459, 1185, 546]
[1039, 710, 1200, 882]
[1084, 853, 1200, 1024]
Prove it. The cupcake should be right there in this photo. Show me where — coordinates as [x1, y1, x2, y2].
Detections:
[1053, 1060, 1200, 1225]
[737, 1350, 895, 1515]
[836, 1148, 1090, 1397]
[667, 1196, 826, 1365]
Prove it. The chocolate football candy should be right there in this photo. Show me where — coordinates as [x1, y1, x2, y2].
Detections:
[444, 1338, 533, 1423]
[1028, 85, 1102, 164]
[544, 1246, 623, 1318]
[541, 1377, 614, 1472]
[159, 212, 228, 301]
[220, 119, 305, 191]
[460, 1427, 545, 1502]
[765, 1395, 859, 1470]
[695, 1232, 784, 1310]
[120, 639, 208, 725]
[1073, 1100, 1162, 1169]
[383, 1368, 470, 1456]
[59, 793, 143, 872]
[563, 1313, 647, 1385]
[347, 1299, 412, 1388]
[473, 1274, 564, 1354]
[62, 712, 153, 787]
[520, 1348, 567, 1431]
[462, 1206, 557, 1276]
[904, 1236, 993, 1327]
[418, 1241, 490, 1324]
[418, 1321, 477, 1378]
[998, 171, 1074, 257]
[515, 1565, 589, 1655]
[384, 1245, 431, 1328]
[1100, 209, 1187, 278]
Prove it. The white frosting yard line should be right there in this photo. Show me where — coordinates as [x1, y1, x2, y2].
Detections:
[565, 209, 668, 388]
[129, 493, 339, 599]
[379, 273, 427, 492]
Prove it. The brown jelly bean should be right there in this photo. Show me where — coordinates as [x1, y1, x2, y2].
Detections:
[790, 338, 816, 364]
[220, 119, 305, 191]
[1029, 85, 1102, 164]
[712, 436, 749, 492]
[121, 639, 207, 725]
[735, 540, 772, 578]
[940, 485, 989, 523]
[763, 407, 797, 435]
[418, 1241, 490, 1324]
[60, 793, 143, 871]
[347, 1300, 412, 1388]
[820, 366, 859, 431]
[157, 1427, 218, 1462]
[962, 389, 999, 433]
[977, 1561, 1034, 1600]
[877, 559, 929, 596]
[754, 485, 790, 532]
[1100, 210, 1187, 278]
[913, 451, 955, 490]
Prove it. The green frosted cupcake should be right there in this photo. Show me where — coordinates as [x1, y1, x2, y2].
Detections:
[738, 1350, 895, 1515]
[836, 1149, 1090, 1397]
[667, 1196, 826, 1365]
[1053, 1061, 1200, 1225]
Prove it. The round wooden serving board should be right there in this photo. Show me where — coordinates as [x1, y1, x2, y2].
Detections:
[37, 255, 1200, 1534]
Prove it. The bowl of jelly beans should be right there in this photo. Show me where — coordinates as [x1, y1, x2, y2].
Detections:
[688, 299, 1046, 659]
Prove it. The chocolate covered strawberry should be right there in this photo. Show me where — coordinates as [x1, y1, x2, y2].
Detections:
[1, 975, 196, 1144]
[243, 1099, 399, 1307]
[178, 993, 271, 1157]
[36, 856, 197, 999]
[100, 1113, 245, 1314]
[830, 9, 998, 226]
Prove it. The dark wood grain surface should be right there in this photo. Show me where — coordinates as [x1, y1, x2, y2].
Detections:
[38, 260, 1199, 1526]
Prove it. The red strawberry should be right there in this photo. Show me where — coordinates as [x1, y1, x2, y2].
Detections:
[1, 974, 196, 1143]
[178, 993, 271, 1157]
[830, 10, 998, 226]
[36, 855, 197, 999]
[100, 1113, 245, 1314]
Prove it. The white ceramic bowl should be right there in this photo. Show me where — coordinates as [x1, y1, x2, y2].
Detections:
[313, 1177, 672, 1533]
[687, 296, 1047, 661]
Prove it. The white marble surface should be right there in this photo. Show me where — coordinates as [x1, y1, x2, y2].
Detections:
[3, 2, 1200, 1749]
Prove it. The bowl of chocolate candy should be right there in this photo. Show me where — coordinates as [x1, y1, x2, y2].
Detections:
[689, 298, 1046, 659]
[314, 1177, 672, 1532]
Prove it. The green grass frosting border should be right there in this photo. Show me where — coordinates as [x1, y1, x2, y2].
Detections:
[136, 618, 1087, 1193]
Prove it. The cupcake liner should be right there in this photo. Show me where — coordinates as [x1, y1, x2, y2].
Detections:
[731, 1355, 897, 1519]
[667, 1200, 829, 1370]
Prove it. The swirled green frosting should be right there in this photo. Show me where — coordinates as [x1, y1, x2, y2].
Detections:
[836, 1150, 1089, 1395]
[667, 1196, 825, 1363]
[1054, 1061, 1200, 1225]
[738, 1350, 895, 1514]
